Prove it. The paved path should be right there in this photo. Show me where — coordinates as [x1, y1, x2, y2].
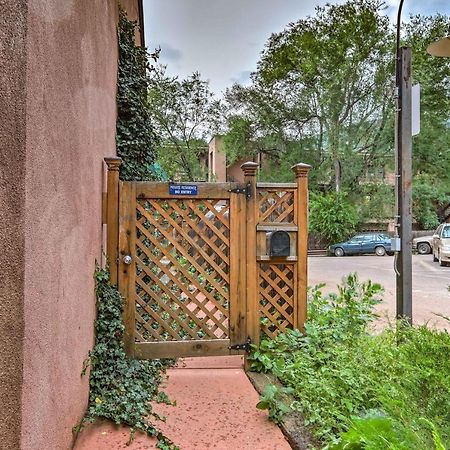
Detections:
[309, 254, 450, 329]
[74, 356, 291, 450]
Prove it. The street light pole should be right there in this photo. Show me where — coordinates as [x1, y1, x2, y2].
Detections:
[395, 0, 413, 323]
[394, 1, 450, 323]
[395, 47, 413, 323]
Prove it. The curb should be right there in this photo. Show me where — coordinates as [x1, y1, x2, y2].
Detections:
[246, 371, 318, 450]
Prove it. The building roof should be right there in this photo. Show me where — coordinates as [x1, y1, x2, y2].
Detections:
[138, 0, 145, 47]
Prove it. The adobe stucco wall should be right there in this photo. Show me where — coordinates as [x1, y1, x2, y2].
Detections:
[20, 1, 142, 449]
[208, 136, 227, 182]
[0, 1, 144, 448]
[0, 2, 27, 449]
[227, 157, 250, 183]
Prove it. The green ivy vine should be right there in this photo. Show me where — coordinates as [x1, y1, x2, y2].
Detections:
[76, 265, 177, 449]
[116, 7, 161, 181]
[75, 8, 177, 447]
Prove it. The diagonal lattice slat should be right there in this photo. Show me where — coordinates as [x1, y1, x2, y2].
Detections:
[259, 263, 294, 339]
[258, 190, 295, 223]
[134, 198, 230, 342]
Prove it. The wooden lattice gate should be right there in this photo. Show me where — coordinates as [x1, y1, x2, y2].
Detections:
[104, 158, 310, 359]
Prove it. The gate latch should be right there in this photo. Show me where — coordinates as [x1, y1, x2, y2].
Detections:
[229, 182, 252, 199]
[228, 337, 252, 353]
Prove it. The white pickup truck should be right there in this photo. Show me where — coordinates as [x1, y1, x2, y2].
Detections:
[412, 234, 433, 254]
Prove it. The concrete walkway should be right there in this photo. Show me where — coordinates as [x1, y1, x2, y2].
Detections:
[74, 356, 291, 450]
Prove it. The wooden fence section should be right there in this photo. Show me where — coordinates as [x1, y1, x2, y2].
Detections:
[105, 159, 310, 360]
[253, 164, 310, 342]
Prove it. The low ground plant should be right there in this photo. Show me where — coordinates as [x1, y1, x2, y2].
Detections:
[251, 274, 450, 449]
[75, 265, 177, 449]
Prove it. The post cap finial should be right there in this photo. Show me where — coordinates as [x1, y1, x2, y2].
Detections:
[104, 156, 122, 171]
[291, 163, 311, 178]
[241, 161, 259, 176]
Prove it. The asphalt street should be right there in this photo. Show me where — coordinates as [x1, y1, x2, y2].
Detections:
[309, 254, 450, 330]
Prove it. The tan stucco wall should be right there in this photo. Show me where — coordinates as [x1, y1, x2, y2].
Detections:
[21, 1, 121, 449]
[208, 136, 227, 182]
[0, 1, 144, 448]
[122, 0, 140, 22]
[19, 1, 139, 449]
[0, 2, 27, 449]
[227, 157, 253, 183]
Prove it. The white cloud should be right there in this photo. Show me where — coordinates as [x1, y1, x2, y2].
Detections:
[143, 0, 450, 95]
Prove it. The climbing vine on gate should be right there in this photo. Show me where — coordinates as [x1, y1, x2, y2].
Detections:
[116, 7, 161, 181]
[75, 8, 178, 447]
[76, 265, 177, 449]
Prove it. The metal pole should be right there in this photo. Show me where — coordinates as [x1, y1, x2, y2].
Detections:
[395, 47, 413, 323]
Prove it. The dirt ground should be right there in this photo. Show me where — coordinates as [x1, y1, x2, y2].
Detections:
[309, 254, 450, 330]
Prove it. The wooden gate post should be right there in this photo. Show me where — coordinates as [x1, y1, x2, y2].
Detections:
[292, 163, 311, 330]
[241, 161, 259, 347]
[105, 157, 122, 285]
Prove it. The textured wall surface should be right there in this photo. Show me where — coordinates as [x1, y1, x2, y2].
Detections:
[122, 0, 139, 21]
[0, 1, 27, 449]
[21, 1, 120, 449]
[0, 0, 144, 448]
[227, 157, 249, 184]
[208, 136, 227, 182]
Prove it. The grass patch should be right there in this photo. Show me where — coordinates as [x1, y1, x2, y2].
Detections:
[250, 274, 450, 449]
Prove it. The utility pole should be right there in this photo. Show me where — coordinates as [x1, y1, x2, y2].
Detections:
[394, 0, 450, 323]
[395, 46, 413, 323]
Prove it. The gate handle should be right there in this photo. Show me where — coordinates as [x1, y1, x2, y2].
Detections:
[123, 255, 132, 265]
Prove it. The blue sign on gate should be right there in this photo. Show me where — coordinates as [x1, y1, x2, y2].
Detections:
[169, 184, 199, 196]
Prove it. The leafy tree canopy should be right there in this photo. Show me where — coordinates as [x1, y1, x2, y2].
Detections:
[223, 0, 450, 228]
[148, 67, 223, 180]
[404, 15, 450, 186]
[226, 0, 394, 193]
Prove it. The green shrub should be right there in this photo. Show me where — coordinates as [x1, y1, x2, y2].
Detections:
[309, 192, 359, 244]
[256, 384, 294, 425]
[413, 174, 447, 230]
[251, 274, 450, 448]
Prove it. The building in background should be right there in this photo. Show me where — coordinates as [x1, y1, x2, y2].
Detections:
[208, 135, 265, 183]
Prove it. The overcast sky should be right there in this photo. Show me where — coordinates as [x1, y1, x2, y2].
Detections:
[143, 0, 450, 96]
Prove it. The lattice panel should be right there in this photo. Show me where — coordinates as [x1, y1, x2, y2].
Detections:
[134, 198, 230, 342]
[259, 263, 294, 339]
[258, 190, 295, 223]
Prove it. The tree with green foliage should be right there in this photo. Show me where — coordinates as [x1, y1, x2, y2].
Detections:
[148, 67, 223, 180]
[224, 2, 450, 229]
[404, 15, 450, 182]
[226, 0, 394, 194]
[413, 174, 448, 229]
[403, 15, 450, 228]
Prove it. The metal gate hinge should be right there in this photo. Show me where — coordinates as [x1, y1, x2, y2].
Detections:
[228, 182, 252, 199]
[228, 337, 252, 353]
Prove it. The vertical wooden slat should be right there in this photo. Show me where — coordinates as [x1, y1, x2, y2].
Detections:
[293, 186, 299, 331]
[104, 157, 122, 285]
[241, 162, 259, 349]
[292, 163, 311, 331]
[118, 182, 136, 357]
[229, 191, 247, 346]
[101, 192, 108, 225]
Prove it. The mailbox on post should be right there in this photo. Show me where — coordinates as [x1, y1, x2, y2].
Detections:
[268, 231, 291, 257]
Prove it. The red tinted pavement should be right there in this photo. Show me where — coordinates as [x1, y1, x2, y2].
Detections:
[74, 356, 291, 450]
